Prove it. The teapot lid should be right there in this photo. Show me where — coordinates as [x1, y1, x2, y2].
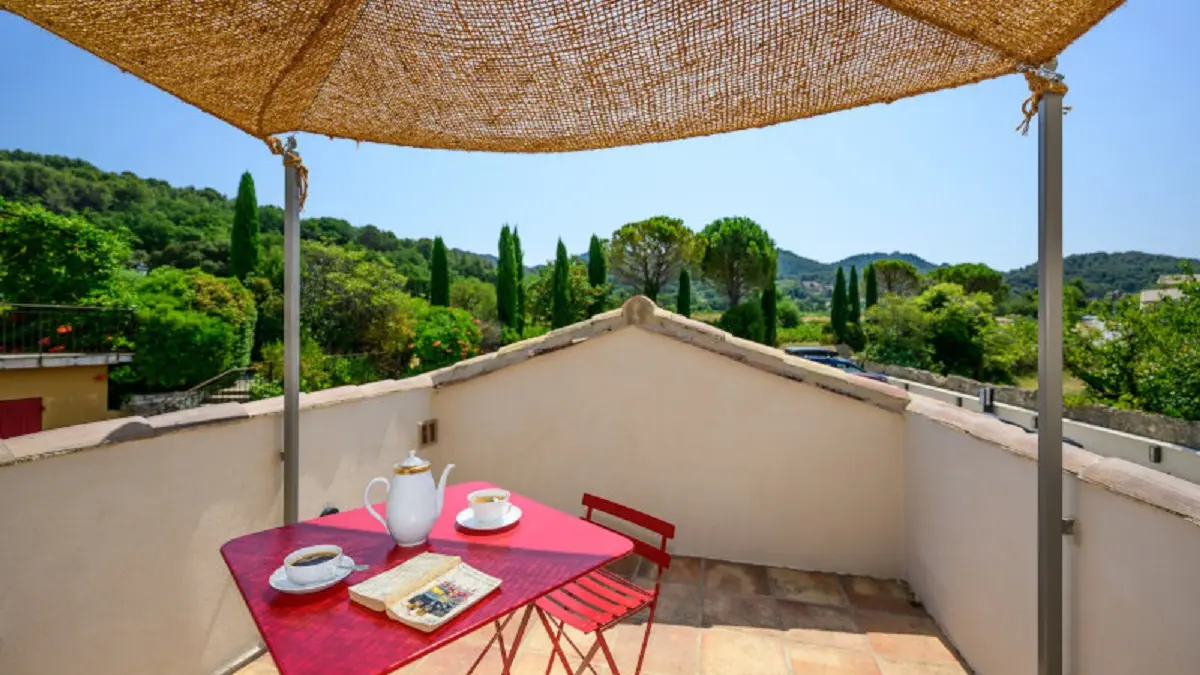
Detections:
[393, 450, 431, 475]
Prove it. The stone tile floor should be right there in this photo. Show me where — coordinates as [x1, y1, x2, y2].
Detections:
[239, 556, 971, 675]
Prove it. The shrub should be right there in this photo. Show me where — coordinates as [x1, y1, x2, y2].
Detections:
[777, 296, 803, 328]
[718, 301, 766, 344]
[132, 267, 256, 389]
[777, 322, 824, 345]
[408, 305, 483, 374]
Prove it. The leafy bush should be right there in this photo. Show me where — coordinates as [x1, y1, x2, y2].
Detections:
[251, 337, 380, 399]
[408, 305, 483, 374]
[718, 301, 766, 344]
[862, 294, 933, 368]
[777, 296, 803, 328]
[132, 267, 256, 389]
[980, 316, 1038, 384]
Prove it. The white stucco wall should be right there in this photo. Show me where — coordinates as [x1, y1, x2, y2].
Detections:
[906, 398, 1200, 675]
[434, 327, 909, 577]
[0, 385, 431, 675]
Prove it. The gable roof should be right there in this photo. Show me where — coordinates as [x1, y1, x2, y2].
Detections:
[427, 296, 909, 413]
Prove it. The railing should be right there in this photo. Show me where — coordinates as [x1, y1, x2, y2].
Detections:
[0, 303, 135, 355]
[187, 367, 253, 405]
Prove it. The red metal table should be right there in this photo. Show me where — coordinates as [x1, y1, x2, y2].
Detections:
[221, 482, 633, 675]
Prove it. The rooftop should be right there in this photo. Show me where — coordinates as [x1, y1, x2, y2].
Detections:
[2, 297, 1199, 675]
[241, 556, 969, 675]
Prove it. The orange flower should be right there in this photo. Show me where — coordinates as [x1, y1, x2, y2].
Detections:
[38, 336, 51, 346]
[432, 340, 441, 347]
[56, 324, 73, 334]
[473, 318, 480, 324]
[49, 345, 65, 353]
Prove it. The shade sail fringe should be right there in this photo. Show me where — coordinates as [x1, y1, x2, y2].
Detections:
[265, 136, 309, 210]
[1016, 71, 1070, 136]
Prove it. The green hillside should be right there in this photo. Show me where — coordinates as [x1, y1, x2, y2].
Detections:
[1005, 251, 1199, 298]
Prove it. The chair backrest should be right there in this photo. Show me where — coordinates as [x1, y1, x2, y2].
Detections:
[581, 493, 675, 575]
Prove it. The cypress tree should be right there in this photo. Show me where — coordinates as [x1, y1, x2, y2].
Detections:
[513, 228, 526, 332]
[551, 239, 572, 328]
[430, 237, 450, 306]
[497, 226, 516, 327]
[762, 282, 778, 346]
[676, 268, 692, 317]
[865, 262, 879, 309]
[586, 234, 607, 316]
[848, 264, 861, 324]
[831, 267, 847, 342]
[229, 171, 259, 281]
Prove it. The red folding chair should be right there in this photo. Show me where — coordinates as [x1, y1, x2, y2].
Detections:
[534, 494, 676, 675]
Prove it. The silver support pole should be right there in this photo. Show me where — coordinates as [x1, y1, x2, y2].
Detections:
[282, 136, 301, 525]
[1037, 89, 1064, 675]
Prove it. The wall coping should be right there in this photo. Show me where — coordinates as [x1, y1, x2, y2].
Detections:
[429, 296, 911, 413]
[908, 396, 1200, 528]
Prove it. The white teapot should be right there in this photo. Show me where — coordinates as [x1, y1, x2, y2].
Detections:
[364, 450, 455, 547]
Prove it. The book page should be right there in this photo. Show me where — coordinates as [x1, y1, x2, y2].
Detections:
[348, 552, 461, 612]
[385, 563, 502, 632]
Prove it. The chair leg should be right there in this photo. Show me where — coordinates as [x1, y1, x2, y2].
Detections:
[573, 639, 604, 675]
[632, 599, 660, 675]
[537, 607, 573, 675]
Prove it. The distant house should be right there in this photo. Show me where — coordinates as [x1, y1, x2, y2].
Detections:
[1139, 274, 1197, 306]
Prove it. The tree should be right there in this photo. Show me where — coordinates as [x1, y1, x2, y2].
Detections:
[450, 277, 498, 321]
[676, 268, 692, 317]
[297, 241, 412, 355]
[698, 217, 775, 307]
[873, 259, 921, 296]
[830, 267, 847, 342]
[864, 263, 879, 309]
[528, 258, 605, 326]
[608, 216, 693, 302]
[429, 236, 450, 306]
[551, 239, 572, 328]
[916, 283, 995, 378]
[586, 234, 608, 316]
[0, 197, 130, 303]
[513, 228, 527, 332]
[762, 283, 778, 346]
[496, 226, 517, 327]
[848, 265, 861, 324]
[926, 263, 1008, 303]
[229, 171, 259, 281]
[862, 295, 932, 368]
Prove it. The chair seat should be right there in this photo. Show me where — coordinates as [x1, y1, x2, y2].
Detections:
[535, 568, 656, 633]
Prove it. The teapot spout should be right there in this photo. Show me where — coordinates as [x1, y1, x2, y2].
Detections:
[435, 463, 455, 518]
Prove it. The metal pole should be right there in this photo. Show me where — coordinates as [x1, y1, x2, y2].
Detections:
[1037, 87, 1064, 675]
[283, 136, 301, 525]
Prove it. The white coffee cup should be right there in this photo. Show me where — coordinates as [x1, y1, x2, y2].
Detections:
[283, 545, 346, 586]
[468, 488, 512, 525]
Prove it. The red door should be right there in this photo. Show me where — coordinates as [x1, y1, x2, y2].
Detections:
[0, 397, 43, 439]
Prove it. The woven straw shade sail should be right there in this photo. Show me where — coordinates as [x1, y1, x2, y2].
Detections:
[3, 0, 1120, 152]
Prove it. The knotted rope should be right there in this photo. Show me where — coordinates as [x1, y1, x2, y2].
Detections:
[1016, 70, 1069, 136]
[264, 136, 309, 210]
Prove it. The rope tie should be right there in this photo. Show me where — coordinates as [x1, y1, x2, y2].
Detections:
[264, 136, 309, 210]
[1016, 70, 1069, 136]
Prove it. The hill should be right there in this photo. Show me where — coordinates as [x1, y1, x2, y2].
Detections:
[0, 149, 498, 295]
[1005, 251, 1199, 298]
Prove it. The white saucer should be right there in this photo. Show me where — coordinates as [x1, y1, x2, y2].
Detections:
[456, 504, 522, 531]
[269, 556, 356, 594]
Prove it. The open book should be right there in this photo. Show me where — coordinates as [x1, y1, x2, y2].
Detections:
[349, 552, 501, 632]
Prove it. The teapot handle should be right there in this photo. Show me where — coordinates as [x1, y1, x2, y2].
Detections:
[364, 477, 390, 532]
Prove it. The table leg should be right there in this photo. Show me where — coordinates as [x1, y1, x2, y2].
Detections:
[466, 605, 535, 675]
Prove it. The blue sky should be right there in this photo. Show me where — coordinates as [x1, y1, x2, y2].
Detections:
[1, 4, 1197, 269]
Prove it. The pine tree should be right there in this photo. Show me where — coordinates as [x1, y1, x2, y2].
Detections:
[831, 267, 847, 342]
[430, 237, 450, 306]
[229, 171, 259, 281]
[864, 262, 879, 309]
[676, 268, 692, 317]
[551, 239, 572, 328]
[497, 226, 516, 327]
[513, 228, 526, 333]
[586, 234, 608, 316]
[848, 264, 861, 324]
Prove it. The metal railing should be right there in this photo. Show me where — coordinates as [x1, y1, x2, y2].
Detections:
[187, 367, 254, 404]
[0, 303, 135, 355]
